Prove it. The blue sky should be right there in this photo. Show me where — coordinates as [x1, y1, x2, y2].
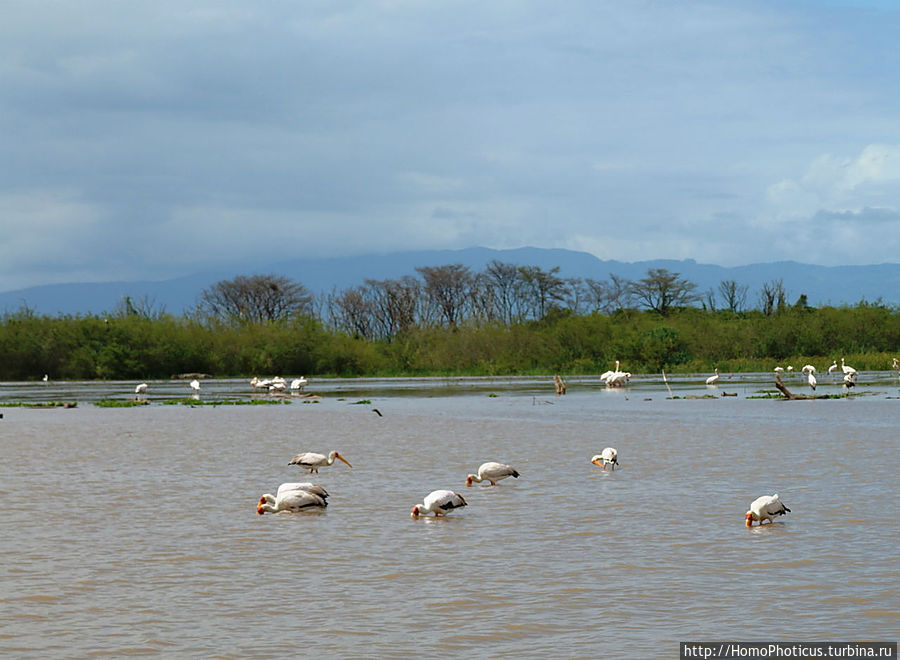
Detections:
[2, 1, 899, 291]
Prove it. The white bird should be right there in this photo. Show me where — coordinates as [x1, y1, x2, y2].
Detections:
[410, 489, 468, 517]
[843, 371, 858, 388]
[268, 380, 286, 392]
[774, 366, 785, 375]
[828, 360, 838, 374]
[42, 374, 49, 382]
[706, 368, 720, 386]
[465, 462, 520, 486]
[288, 451, 352, 473]
[745, 494, 791, 526]
[189, 379, 201, 392]
[841, 358, 857, 375]
[599, 361, 619, 382]
[259, 482, 330, 507]
[257, 488, 327, 515]
[291, 377, 309, 390]
[591, 447, 619, 470]
[807, 372, 817, 391]
[135, 383, 148, 394]
[786, 365, 794, 373]
[801, 364, 816, 375]
[892, 357, 898, 370]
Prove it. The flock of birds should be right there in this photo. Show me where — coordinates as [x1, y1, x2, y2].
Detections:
[255, 443, 787, 527]
[92, 357, 900, 400]
[131, 376, 310, 397]
[706, 356, 898, 391]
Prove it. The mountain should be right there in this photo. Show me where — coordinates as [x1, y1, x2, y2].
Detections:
[2, 247, 899, 316]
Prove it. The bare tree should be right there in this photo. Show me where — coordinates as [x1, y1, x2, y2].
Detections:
[366, 276, 421, 339]
[758, 279, 787, 316]
[517, 265, 569, 320]
[197, 274, 313, 324]
[416, 264, 474, 328]
[327, 285, 375, 339]
[629, 268, 699, 316]
[607, 274, 634, 311]
[114, 295, 167, 319]
[718, 280, 749, 313]
[483, 260, 523, 325]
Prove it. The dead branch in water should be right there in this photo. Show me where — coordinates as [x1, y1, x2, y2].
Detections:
[554, 374, 566, 396]
[774, 376, 833, 400]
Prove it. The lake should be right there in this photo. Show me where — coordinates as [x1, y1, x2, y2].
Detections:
[1, 374, 897, 657]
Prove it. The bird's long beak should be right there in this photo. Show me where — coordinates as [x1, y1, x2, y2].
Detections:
[591, 459, 602, 466]
[337, 453, 352, 467]
[745, 514, 753, 527]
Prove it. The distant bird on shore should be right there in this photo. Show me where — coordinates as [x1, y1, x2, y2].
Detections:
[135, 383, 148, 395]
[411, 490, 467, 517]
[465, 462, 520, 486]
[42, 374, 49, 383]
[289, 451, 352, 473]
[706, 368, 720, 386]
[291, 377, 308, 391]
[189, 379, 201, 393]
[592, 447, 619, 470]
[745, 494, 791, 526]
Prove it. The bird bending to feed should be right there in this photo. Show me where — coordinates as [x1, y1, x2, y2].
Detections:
[745, 494, 791, 526]
[843, 371, 857, 388]
[706, 368, 719, 385]
[135, 383, 148, 394]
[807, 371, 817, 390]
[257, 488, 327, 515]
[288, 451, 352, 473]
[189, 379, 201, 392]
[259, 482, 329, 506]
[465, 462, 520, 486]
[591, 447, 619, 470]
[291, 377, 308, 390]
[411, 490, 467, 517]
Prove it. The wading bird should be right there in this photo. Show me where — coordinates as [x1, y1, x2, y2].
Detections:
[591, 447, 619, 470]
[410, 490, 467, 517]
[257, 488, 327, 515]
[841, 358, 857, 375]
[706, 368, 720, 386]
[291, 377, 309, 391]
[465, 462, 520, 486]
[135, 383, 148, 395]
[289, 451, 352, 473]
[189, 379, 201, 393]
[745, 494, 791, 526]
[259, 482, 329, 507]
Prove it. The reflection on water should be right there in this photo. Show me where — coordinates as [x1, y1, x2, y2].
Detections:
[0, 377, 896, 657]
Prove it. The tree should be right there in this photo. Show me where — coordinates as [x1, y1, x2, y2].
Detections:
[416, 264, 474, 328]
[629, 269, 699, 316]
[197, 274, 313, 324]
[758, 279, 787, 316]
[517, 265, 569, 320]
[483, 260, 523, 325]
[718, 280, 749, 313]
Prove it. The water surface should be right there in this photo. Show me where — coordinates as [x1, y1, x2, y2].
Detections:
[1, 376, 896, 657]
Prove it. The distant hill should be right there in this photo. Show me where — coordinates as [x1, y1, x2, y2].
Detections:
[2, 247, 899, 316]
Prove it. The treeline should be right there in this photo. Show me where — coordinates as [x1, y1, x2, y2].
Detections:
[1, 263, 898, 380]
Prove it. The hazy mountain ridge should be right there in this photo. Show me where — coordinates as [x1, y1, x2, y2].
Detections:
[2, 247, 899, 316]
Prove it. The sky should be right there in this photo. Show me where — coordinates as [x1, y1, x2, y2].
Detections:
[2, 0, 900, 292]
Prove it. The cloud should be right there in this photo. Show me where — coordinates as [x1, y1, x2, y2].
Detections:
[2, 2, 900, 290]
